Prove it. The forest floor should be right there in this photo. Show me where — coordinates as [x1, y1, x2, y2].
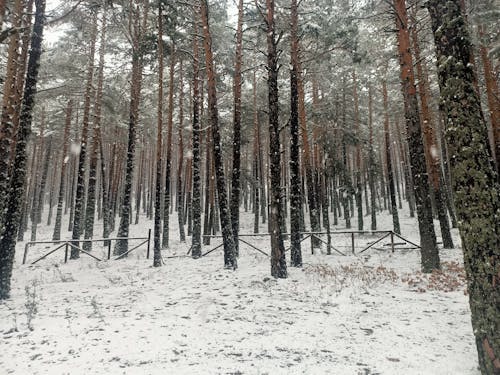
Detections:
[0, 208, 478, 374]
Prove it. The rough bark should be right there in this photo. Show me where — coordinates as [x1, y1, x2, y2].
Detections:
[289, 0, 302, 267]
[426, 2, 500, 373]
[71, 10, 98, 259]
[200, 0, 237, 270]
[383, 80, 401, 234]
[0, 0, 46, 300]
[115, 0, 148, 256]
[265, 0, 286, 278]
[84, 10, 107, 252]
[153, 1, 164, 267]
[230, 0, 244, 257]
[190, 13, 202, 259]
[394, 0, 440, 272]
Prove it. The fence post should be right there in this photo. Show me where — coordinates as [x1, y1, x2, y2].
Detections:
[107, 240, 112, 260]
[23, 243, 29, 265]
[351, 232, 355, 255]
[64, 243, 69, 263]
[146, 228, 151, 259]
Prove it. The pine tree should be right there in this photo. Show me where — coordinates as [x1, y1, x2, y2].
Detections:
[426, 1, 500, 372]
[0, 0, 46, 300]
[200, 0, 237, 270]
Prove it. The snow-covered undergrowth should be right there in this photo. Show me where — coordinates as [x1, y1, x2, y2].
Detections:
[0, 210, 478, 374]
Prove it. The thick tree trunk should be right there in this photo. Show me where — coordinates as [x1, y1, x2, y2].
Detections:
[411, 16, 454, 249]
[200, 0, 237, 270]
[394, 0, 440, 272]
[477, 24, 500, 173]
[0, 0, 46, 300]
[427, 2, 500, 373]
[0, 0, 24, 230]
[265, 0, 286, 278]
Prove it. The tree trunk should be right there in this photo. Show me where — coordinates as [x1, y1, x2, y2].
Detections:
[190, 12, 202, 259]
[177, 59, 186, 242]
[394, 0, 440, 272]
[427, 2, 500, 373]
[0, 0, 46, 300]
[84, 10, 107, 252]
[289, 0, 302, 267]
[411, 14, 454, 248]
[153, 2, 164, 267]
[53, 100, 73, 240]
[115, 1, 148, 256]
[352, 70, 364, 231]
[383, 80, 401, 234]
[0, 0, 24, 229]
[230, 0, 244, 257]
[71, 10, 98, 258]
[162, 44, 175, 249]
[200, 0, 237, 270]
[265, 0, 286, 278]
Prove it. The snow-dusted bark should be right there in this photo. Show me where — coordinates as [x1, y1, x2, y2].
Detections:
[200, 0, 237, 270]
[427, 1, 500, 372]
[394, 0, 439, 273]
[0, 0, 46, 299]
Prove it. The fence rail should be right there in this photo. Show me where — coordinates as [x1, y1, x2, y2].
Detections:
[198, 230, 420, 257]
[23, 229, 152, 265]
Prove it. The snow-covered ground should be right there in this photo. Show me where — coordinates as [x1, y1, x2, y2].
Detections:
[0, 207, 478, 374]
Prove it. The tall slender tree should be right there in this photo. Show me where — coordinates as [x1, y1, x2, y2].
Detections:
[289, 0, 302, 267]
[264, 0, 286, 278]
[115, 0, 149, 256]
[230, 0, 244, 258]
[200, 0, 237, 270]
[393, 0, 440, 272]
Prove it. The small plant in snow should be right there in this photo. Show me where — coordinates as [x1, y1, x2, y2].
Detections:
[53, 266, 75, 282]
[304, 262, 398, 294]
[90, 296, 105, 323]
[402, 261, 467, 293]
[24, 281, 39, 331]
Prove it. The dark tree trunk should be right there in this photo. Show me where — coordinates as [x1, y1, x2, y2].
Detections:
[71, 10, 98, 259]
[177, 60, 186, 243]
[153, 2, 164, 267]
[115, 1, 148, 256]
[383, 80, 401, 234]
[394, 0, 439, 272]
[426, 2, 500, 373]
[265, 0, 286, 278]
[289, 0, 302, 267]
[230, 0, 244, 257]
[0, 0, 46, 300]
[190, 13, 202, 259]
[84, 10, 107, 252]
[200, 0, 237, 270]
[162, 44, 175, 249]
